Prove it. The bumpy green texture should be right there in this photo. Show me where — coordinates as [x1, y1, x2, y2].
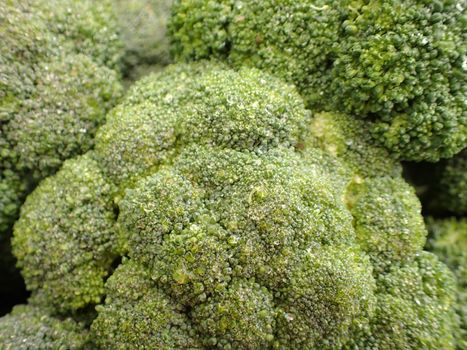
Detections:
[307, 112, 402, 178]
[344, 252, 459, 350]
[0, 0, 123, 238]
[308, 112, 427, 270]
[13, 154, 118, 313]
[92, 260, 202, 349]
[0, 305, 91, 349]
[307, 111, 460, 348]
[12, 63, 459, 348]
[427, 218, 467, 350]
[346, 176, 427, 269]
[113, 0, 174, 73]
[170, 0, 467, 161]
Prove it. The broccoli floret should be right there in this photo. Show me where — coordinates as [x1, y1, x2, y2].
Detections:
[92, 260, 202, 349]
[0, 171, 25, 235]
[0, 0, 123, 235]
[345, 252, 459, 349]
[426, 217, 466, 350]
[345, 176, 427, 270]
[306, 109, 458, 346]
[13, 154, 119, 313]
[170, 0, 466, 162]
[112, 0, 174, 75]
[8, 54, 122, 180]
[0, 305, 91, 349]
[306, 112, 402, 178]
[95, 61, 309, 186]
[308, 112, 427, 270]
[93, 145, 374, 349]
[34, 0, 124, 69]
[192, 278, 276, 348]
[12, 62, 459, 348]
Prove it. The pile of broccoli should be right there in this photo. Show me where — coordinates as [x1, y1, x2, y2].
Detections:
[0, 0, 465, 349]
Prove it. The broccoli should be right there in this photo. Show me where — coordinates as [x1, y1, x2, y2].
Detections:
[426, 217, 467, 350]
[112, 0, 174, 78]
[0, 0, 123, 234]
[344, 252, 459, 350]
[13, 153, 119, 313]
[0, 0, 124, 316]
[0, 305, 91, 349]
[11, 62, 459, 349]
[170, 0, 467, 162]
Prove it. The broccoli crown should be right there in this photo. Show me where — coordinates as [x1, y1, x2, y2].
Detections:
[344, 252, 459, 350]
[13, 154, 119, 313]
[307, 110, 460, 348]
[112, 0, 174, 72]
[12, 62, 459, 349]
[0, 0, 123, 236]
[426, 217, 467, 350]
[0, 305, 91, 350]
[169, 0, 467, 162]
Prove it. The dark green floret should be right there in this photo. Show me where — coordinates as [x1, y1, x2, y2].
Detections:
[170, 0, 467, 161]
[0, 305, 91, 349]
[426, 217, 467, 350]
[0, 0, 124, 239]
[113, 0, 174, 75]
[344, 252, 459, 350]
[92, 260, 201, 350]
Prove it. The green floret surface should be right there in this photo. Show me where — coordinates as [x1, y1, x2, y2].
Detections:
[113, 0, 174, 72]
[426, 217, 467, 350]
[344, 252, 459, 350]
[13, 154, 119, 313]
[7, 54, 122, 179]
[92, 261, 202, 350]
[345, 176, 427, 270]
[11, 62, 460, 349]
[0, 0, 123, 238]
[0, 171, 25, 234]
[0, 305, 91, 350]
[306, 112, 402, 178]
[35, 0, 124, 69]
[95, 61, 310, 186]
[170, 0, 467, 161]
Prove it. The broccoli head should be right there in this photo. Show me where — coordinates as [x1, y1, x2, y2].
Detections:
[0, 0, 123, 236]
[0, 305, 91, 349]
[13, 153, 119, 313]
[170, 0, 467, 161]
[344, 252, 459, 349]
[12, 62, 459, 348]
[113, 0, 174, 75]
[426, 217, 467, 349]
